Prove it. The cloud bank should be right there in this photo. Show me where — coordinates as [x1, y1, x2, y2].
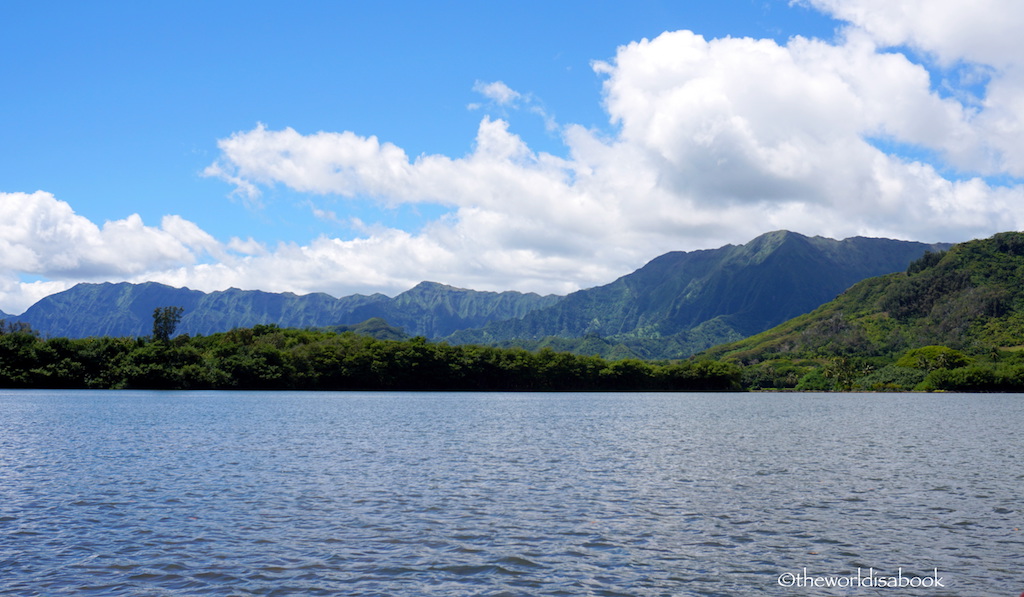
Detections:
[0, 191, 222, 312]
[4, 0, 1024, 313]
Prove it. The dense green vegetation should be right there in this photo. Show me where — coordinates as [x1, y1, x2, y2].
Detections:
[6, 232, 1024, 393]
[448, 231, 947, 358]
[15, 232, 942, 361]
[0, 321, 742, 392]
[702, 232, 1024, 392]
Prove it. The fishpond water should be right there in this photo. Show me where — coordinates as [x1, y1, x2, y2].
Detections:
[0, 390, 1021, 595]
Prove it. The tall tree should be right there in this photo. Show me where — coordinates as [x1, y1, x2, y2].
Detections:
[152, 306, 184, 342]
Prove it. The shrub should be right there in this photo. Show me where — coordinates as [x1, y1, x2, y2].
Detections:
[894, 345, 970, 371]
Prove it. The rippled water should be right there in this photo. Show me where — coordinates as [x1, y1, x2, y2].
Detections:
[0, 390, 1021, 596]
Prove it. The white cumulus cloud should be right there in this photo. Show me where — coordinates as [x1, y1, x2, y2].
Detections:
[0, 191, 216, 279]
[0, 191, 225, 312]
[804, 0, 1024, 174]
[801, 0, 1024, 67]
[200, 20, 1024, 304]
[7, 0, 1024, 314]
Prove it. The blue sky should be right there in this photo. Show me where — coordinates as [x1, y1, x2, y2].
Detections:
[2, 1, 836, 244]
[2, 0, 1024, 313]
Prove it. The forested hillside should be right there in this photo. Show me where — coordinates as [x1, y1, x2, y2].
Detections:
[4, 232, 946, 359]
[7, 226, 1024, 396]
[701, 232, 1024, 391]
[449, 231, 949, 358]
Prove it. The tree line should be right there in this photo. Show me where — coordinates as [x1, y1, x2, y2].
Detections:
[0, 319, 742, 392]
[4, 314, 1024, 393]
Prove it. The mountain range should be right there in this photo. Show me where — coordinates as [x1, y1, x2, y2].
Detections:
[703, 231, 1024, 363]
[448, 230, 949, 357]
[693, 231, 1024, 392]
[4, 230, 950, 357]
[8, 281, 559, 340]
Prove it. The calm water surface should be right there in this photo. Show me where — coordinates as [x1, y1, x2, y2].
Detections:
[0, 391, 1021, 596]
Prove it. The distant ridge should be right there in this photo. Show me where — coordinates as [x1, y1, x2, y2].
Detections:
[6, 231, 950, 354]
[448, 231, 951, 358]
[13, 281, 560, 339]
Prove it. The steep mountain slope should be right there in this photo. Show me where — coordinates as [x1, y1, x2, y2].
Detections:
[15, 281, 559, 339]
[449, 231, 950, 358]
[383, 281, 561, 337]
[702, 231, 1024, 364]
[17, 282, 208, 339]
[181, 286, 386, 335]
[9, 230, 950, 350]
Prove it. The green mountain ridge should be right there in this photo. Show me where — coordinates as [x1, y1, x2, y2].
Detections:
[12, 281, 560, 339]
[698, 231, 1024, 392]
[704, 231, 1024, 362]
[4, 231, 949, 352]
[7, 231, 1024, 392]
[447, 231, 949, 358]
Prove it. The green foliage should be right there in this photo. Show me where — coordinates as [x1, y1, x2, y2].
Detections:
[795, 369, 832, 391]
[692, 232, 1024, 393]
[672, 360, 744, 391]
[905, 250, 946, 274]
[853, 364, 927, 392]
[599, 359, 655, 390]
[705, 232, 1024, 362]
[0, 324, 42, 387]
[740, 359, 810, 390]
[879, 267, 972, 320]
[7, 231, 1024, 393]
[1, 318, 1022, 392]
[0, 324, 743, 392]
[920, 366, 1000, 392]
[894, 346, 971, 371]
[152, 306, 184, 342]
